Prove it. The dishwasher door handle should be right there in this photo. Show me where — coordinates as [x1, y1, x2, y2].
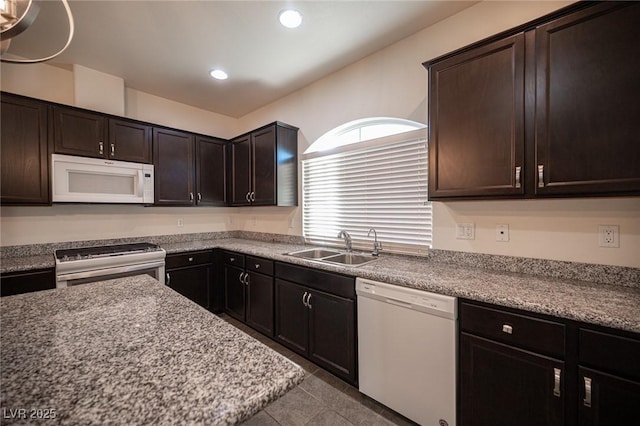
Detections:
[384, 297, 413, 309]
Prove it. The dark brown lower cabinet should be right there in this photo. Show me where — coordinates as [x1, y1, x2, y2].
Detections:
[165, 250, 213, 310]
[222, 251, 274, 337]
[274, 262, 356, 385]
[460, 299, 640, 426]
[0, 268, 56, 297]
[460, 333, 564, 426]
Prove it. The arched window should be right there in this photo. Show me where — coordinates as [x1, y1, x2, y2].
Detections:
[302, 117, 431, 255]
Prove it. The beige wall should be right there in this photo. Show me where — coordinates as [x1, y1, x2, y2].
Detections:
[2, 1, 639, 268]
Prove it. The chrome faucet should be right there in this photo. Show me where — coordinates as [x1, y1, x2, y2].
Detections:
[368, 228, 382, 256]
[337, 230, 352, 252]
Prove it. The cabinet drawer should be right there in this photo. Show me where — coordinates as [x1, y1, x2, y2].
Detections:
[246, 256, 273, 275]
[166, 250, 212, 269]
[579, 328, 640, 381]
[222, 251, 245, 267]
[275, 262, 355, 299]
[460, 302, 565, 358]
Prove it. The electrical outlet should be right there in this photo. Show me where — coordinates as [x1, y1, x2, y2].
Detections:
[456, 223, 475, 240]
[598, 225, 619, 248]
[496, 224, 509, 242]
[177, 218, 184, 228]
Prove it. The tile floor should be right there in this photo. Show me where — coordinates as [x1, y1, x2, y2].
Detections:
[217, 314, 417, 426]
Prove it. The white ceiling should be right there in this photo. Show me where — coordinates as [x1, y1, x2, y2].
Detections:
[5, 0, 477, 118]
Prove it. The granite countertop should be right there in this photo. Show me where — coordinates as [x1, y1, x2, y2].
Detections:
[0, 275, 305, 425]
[2, 237, 639, 333]
[201, 239, 640, 334]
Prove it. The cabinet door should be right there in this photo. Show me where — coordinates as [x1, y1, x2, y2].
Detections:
[308, 289, 356, 383]
[108, 119, 152, 163]
[166, 265, 211, 310]
[53, 106, 107, 159]
[153, 128, 195, 205]
[224, 265, 246, 322]
[251, 125, 277, 206]
[274, 279, 308, 354]
[246, 271, 274, 337]
[460, 333, 564, 426]
[535, 2, 640, 195]
[428, 34, 525, 199]
[195, 136, 227, 206]
[229, 134, 251, 206]
[578, 367, 640, 426]
[1, 94, 50, 205]
[0, 269, 56, 297]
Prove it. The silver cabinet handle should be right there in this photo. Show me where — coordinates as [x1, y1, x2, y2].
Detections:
[189, 192, 194, 202]
[502, 324, 513, 334]
[583, 376, 592, 407]
[250, 191, 256, 202]
[302, 291, 309, 307]
[245, 192, 251, 203]
[244, 273, 250, 286]
[166, 273, 170, 286]
[239, 272, 244, 283]
[229, 257, 235, 262]
[553, 368, 561, 397]
[515, 166, 521, 189]
[306, 293, 312, 310]
[99, 141, 104, 155]
[538, 165, 545, 188]
[197, 193, 202, 202]
[110, 143, 115, 157]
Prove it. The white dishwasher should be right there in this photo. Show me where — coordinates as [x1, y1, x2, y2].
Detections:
[356, 277, 457, 426]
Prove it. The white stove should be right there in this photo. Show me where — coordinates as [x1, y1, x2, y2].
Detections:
[55, 243, 166, 288]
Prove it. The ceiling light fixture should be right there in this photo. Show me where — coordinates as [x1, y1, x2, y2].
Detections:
[0, 0, 74, 63]
[278, 9, 302, 29]
[209, 69, 228, 80]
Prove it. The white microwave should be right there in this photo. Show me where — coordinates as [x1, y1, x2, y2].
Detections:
[52, 154, 154, 204]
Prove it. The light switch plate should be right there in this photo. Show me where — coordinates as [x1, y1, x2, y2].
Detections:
[456, 223, 475, 240]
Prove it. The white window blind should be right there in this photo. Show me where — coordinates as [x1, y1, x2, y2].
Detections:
[302, 129, 431, 255]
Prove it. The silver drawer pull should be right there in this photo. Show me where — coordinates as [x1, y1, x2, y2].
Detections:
[553, 368, 561, 397]
[99, 141, 104, 155]
[229, 257, 235, 262]
[188, 257, 193, 262]
[538, 165, 545, 188]
[583, 376, 592, 407]
[255, 264, 260, 269]
[502, 324, 513, 334]
[302, 291, 309, 307]
[515, 166, 521, 188]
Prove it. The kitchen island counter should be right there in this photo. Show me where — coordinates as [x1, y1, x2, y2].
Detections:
[0, 275, 305, 425]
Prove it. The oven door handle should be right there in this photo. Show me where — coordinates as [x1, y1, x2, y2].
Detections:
[56, 261, 166, 283]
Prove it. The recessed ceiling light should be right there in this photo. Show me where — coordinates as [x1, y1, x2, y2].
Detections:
[209, 69, 228, 80]
[279, 9, 302, 29]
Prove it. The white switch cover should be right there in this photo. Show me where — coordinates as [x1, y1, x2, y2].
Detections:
[598, 225, 619, 248]
[456, 223, 475, 240]
[496, 224, 509, 242]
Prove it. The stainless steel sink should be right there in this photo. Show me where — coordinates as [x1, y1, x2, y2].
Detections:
[286, 248, 377, 267]
[323, 253, 377, 266]
[287, 248, 341, 259]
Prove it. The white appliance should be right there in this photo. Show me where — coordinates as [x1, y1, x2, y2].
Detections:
[52, 154, 154, 204]
[357, 277, 457, 426]
[55, 243, 166, 288]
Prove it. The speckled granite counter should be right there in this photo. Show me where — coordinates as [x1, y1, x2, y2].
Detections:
[0, 275, 305, 425]
[2, 235, 639, 333]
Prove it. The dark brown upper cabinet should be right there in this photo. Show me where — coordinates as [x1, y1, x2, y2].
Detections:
[424, 1, 640, 200]
[108, 118, 152, 163]
[229, 122, 298, 207]
[153, 127, 195, 206]
[428, 34, 525, 199]
[53, 105, 152, 164]
[534, 2, 640, 196]
[1, 93, 50, 205]
[196, 135, 227, 206]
